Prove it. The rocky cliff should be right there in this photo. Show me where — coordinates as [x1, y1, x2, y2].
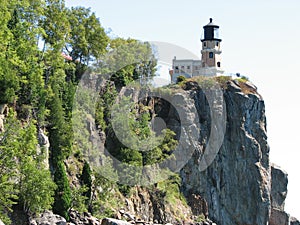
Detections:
[2, 78, 299, 225]
[111, 78, 299, 225]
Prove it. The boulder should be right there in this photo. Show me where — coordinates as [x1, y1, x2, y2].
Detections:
[269, 208, 289, 225]
[69, 209, 101, 225]
[101, 218, 131, 225]
[29, 211, 66, 225]
[290, 217, 300, 225]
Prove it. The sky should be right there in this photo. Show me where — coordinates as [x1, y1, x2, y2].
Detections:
[66, 0, 300, 219]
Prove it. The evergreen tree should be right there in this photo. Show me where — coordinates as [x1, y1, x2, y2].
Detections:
[0, 111, 20, 224]
[53, 161, 71, 220]
[80, 161, 92, 205]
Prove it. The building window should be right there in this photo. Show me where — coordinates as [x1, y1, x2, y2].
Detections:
[217, 62, 221, 67]
[216, 41, 219, 46]
[204, 42, 206, 47]
[181, 66, 184, 69]
[209, 52, 214, 58]
[187, 66, 190, 70]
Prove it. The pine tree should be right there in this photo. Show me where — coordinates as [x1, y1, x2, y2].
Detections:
[53, 161, 71, 220]
[80, 161, 92, 207]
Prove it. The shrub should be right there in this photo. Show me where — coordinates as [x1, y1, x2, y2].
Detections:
[176, 75, 186, 84]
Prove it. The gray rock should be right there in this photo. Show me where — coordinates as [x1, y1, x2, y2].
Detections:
[290, 217, 300, 225]
[270, 164, 288, 211]
[269, 208, 289, 225]
[69, 209, 101, 225]
[0, 114, 4, 133]
[180, 83, 271, 225]
[101, 218, 131, 225]
[29, 211, 66, 225]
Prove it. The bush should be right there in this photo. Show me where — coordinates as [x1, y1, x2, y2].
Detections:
[176, 75, 186, 84]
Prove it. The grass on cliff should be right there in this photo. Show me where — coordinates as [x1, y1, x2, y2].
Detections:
[172, 75, 257, 95]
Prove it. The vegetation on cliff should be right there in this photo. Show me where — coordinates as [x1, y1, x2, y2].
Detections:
[0, 0, 182, 223]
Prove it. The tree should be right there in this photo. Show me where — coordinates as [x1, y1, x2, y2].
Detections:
[66, 6, 109, 80]
[17, 120, 56, 214]
[53, 160, 71, 220]
[97, 38, 157, 89]
[80, 161, 92, 206]
[0, 111, 20, 224]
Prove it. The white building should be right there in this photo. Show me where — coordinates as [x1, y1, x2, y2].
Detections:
[170, 18, 224, 83]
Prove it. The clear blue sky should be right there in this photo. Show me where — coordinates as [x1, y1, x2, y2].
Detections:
[66, 0, 300, 218]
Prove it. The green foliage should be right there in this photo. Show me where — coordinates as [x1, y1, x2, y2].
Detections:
[91, 165, 121, 218]
[18, 121, 56, 214]
[53, 160, 71, 220]
[67, 7, 109, 68]
[157, 173, 186, 205]
[48, 91, 72, 162]
[99, 38, 157, 88]
[19, 161, 56, 213]
[195, 214, 206, 223]
[176, 75, 186, 84]
[236, 75, 249, 82]
[215, 75, 232, 87]
[0, 112, 20, 223]
[80, 161, 92, 204]
[0, 0, 163, 220]
[70, 186, 89, 213]
[0, 111, 56, 222]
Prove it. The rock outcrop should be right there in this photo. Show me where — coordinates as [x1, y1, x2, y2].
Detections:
[269, 164, 289, 225]
[290, 217, 300, 225]
[30, 78, 298, 225]
[29, 211, 66, 225]
[68, 209, 101, 225]
[101, 218, 131, 225]
[176, 80, 270, 225]
[103, 79, 298, 225]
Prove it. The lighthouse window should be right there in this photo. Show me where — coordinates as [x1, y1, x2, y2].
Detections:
[204, 42, 206, 47]
[216, 41, 219, 46]
[217, 62, 221, 67]
[209, 52, 214, 58]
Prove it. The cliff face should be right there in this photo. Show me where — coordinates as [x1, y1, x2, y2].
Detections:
[178, 80, 271, 225]
[3, 78, 298, 225]
[136, 79, 296, 225]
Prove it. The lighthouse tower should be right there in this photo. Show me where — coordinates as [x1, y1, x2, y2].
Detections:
[200, 18, 224, 76]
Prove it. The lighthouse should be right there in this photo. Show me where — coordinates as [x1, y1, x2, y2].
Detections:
[170, 18, 224, 83]
[200, 18, 224, 75]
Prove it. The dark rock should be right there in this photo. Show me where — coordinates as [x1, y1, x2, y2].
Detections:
[270, 164, 288, 211]
[290, 217, 300, 225]
[180, 85, 270, 225]
[226, 80, 241, 92]
[101, 218, 131, 225]
[269, 208, 289, 225]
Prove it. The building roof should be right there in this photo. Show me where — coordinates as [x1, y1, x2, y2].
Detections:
[203, 18, 219, 28]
